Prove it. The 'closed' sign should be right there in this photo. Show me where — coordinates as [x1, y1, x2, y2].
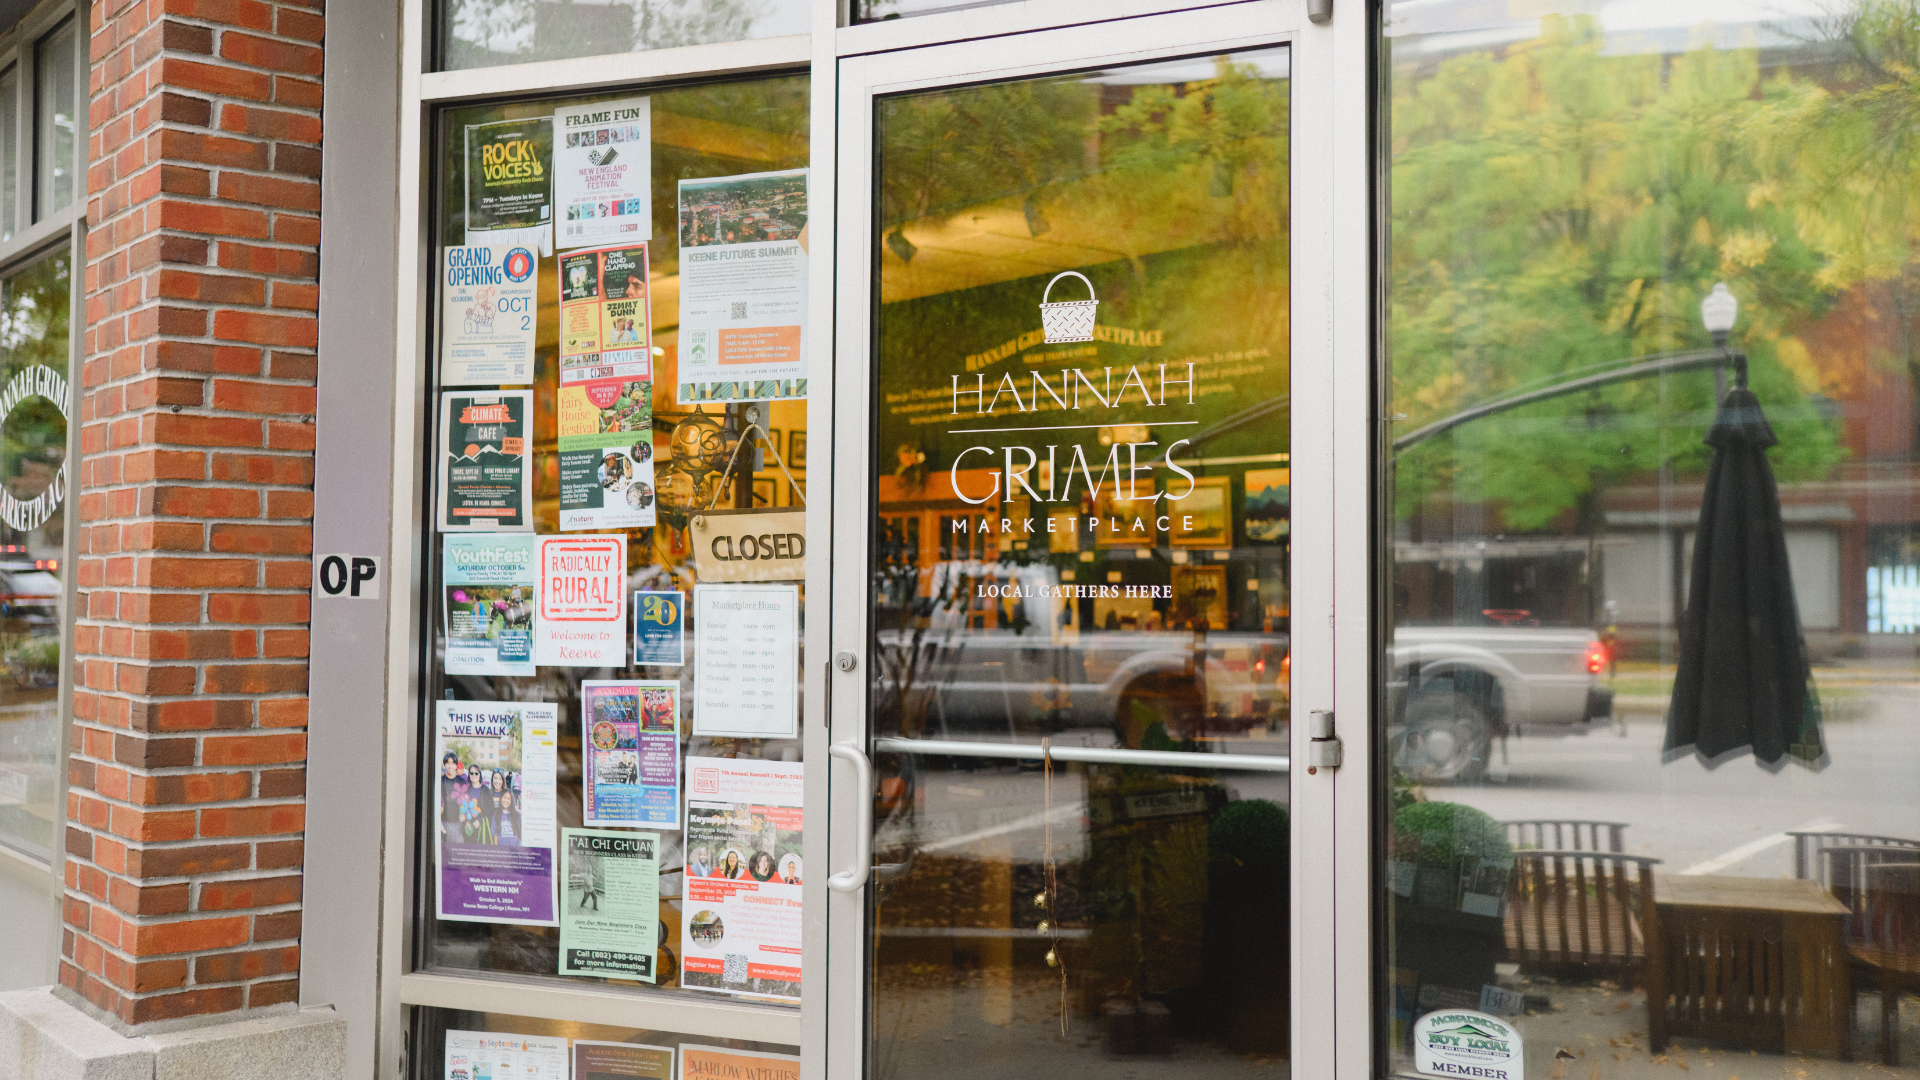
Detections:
[691, 510, 805, 582]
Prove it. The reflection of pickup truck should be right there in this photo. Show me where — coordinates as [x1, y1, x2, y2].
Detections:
[875, 629, 1290, 744]
[1387, 624, 1614, 783]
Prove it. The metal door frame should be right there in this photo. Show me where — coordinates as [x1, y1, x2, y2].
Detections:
[824, 3, 1374, 1074]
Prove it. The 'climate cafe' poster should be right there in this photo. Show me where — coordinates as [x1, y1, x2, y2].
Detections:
[435, 701, 558, 926]
[557, 243, 655, 530]
[437, 390, 533, 531]
[442, 533, 536, 677]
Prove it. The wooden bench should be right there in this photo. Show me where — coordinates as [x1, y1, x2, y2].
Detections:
[1504, 819, 1628, 854]
[1504, 850, 1659, 980]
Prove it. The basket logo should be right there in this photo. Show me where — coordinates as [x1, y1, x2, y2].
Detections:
[1039, 270, 1097, 344]
[1413, 1010, 1522, 1079]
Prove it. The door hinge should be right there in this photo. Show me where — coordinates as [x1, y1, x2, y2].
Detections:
[1307, 709, 1342, 772]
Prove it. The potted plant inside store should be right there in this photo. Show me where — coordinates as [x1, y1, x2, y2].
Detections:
[1389, 801, 1513, 1000]
[1205, 798, 1290, 1054]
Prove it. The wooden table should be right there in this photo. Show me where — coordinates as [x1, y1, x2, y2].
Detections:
[1647, 874, 1852, 1057]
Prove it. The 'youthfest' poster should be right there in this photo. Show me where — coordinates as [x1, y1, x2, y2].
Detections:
[675, 169, 808, 404]
[435, 701, 558, 926]
[437, 391, 533, 531]
[557, 243, 656, 531]
[681, 757, 804, 1002]
[464, 117, 553, 256]
[581, 680, 680, 828]
[555, 96, 650, 251]
[559, 828, 661, 981]
[442, 534, 536, 677]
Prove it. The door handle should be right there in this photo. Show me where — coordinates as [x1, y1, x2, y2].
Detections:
[828, 741, 874, 893]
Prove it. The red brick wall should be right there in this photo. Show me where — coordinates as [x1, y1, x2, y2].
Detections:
[64, 0, 321, 1029]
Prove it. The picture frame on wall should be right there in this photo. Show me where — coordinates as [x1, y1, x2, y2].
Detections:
[1093, 480, 1155, 548]
[1169, 476, 1231, 548]
[1244, 467, 1290, 544]
[754, 478, 777, 507]
[1170, 565, 1229, 629]
[789, 430, 807, 469]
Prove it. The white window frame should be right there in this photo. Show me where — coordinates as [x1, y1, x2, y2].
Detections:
[377, 1, 1375, 1078]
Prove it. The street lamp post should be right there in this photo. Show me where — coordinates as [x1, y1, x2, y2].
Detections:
[1700, 281, 1744, 399]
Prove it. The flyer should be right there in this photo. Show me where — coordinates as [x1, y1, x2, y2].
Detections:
[581, 680, 680, 828]
[679, 1046, 798, 1080]
[691, 584, 798, 738]
[557, 243, 657, 531]
[537, 534, 627, 666]
[555, 96, 651, 251]
[437, 391, 533, 531]
[445, 1030, 568, 1080]
[682, 757, 804, 1001]
[442, 534, 536, 677]
[633, 590, 685, 666]
[464, 117, 553, 255]
[675, 169, 809, 404]
[560, 828, 661, 981]
[435, 701, 558, 925]
[575, 1041, 674, 1080]
[441, 245, 537, 386]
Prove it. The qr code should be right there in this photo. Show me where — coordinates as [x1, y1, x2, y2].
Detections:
[723, 953, 749, 985]
[729, 302, 748, 320]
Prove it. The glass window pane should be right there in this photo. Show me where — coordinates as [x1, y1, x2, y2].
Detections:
[421, 75, 810, 1004]
[34, 18, 75, 220]
[439, 0, 808, 72]
[0, 65, 18, 242]
[869, 48, 1292, 1075]
[0, 247, 68, 867]
[408, 1007, 797, 1080]
[1380, 2, 1920, 1075]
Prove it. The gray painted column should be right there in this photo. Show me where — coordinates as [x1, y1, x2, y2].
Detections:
[301, 0, 402, 1074]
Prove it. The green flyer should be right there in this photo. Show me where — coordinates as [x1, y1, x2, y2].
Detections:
[559, 828, 660, 981]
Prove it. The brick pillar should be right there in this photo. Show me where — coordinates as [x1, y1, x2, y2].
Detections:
[64, 0, 322, 1029]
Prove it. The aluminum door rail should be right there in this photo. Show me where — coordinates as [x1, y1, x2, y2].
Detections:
[871, 736, 1290, 773]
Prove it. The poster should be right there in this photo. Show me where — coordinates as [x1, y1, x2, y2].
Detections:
[682, 757, 804, 1001]
[445, 1031, 568, 1080]
[675, 169, 809, 404]
[435, 701, 558, 925]
[536, 534, 627, 666]
[680, 1046, 798, 1080]
[633, 590, 684, 666]
[575, 1041, 674, 1080]
[560, 828, 661, 981]
[581, 680, 680, 828]
[437, 391, 533, 531]
[464, 117, 553, 255]
[441, 245, 537, 386]
[442, 534, 536, 677]
[555, 96, 651, 251]
[557, 243, 656, 531]
[691, 584, 798, 738]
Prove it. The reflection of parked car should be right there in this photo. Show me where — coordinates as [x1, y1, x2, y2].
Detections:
[0, 564, 59, 629]
[1387, 623, 1614, 783]
[874, 628, 1290, 744]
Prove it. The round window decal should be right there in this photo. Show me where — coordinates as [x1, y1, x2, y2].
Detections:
[0, 365, 68, 533]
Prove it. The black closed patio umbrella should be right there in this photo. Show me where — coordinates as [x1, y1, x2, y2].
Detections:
[1664, 384, 1826, 769]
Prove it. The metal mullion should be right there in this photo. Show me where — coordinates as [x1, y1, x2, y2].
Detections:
[17, 22, 32, 226]
[396, 972, 805, 1044]
[0, 205, 77, 273]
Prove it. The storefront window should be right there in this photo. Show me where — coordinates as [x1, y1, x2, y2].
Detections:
[438, 0, 809, 72]
[419, 74, 810, 1007]
[867, 48, 1293, 1073]
[32, 17, 73, 220]
[1381, 2, 1920, 1075]
[0, 246, 69, 868]
[0, 65, 17, 243]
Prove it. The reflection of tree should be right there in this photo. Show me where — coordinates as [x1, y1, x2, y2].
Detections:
[444, 0, 784, 67]
[1389, 15, 1867, 529]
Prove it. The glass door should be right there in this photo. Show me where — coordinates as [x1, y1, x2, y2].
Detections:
[829, 5, 1332, 1075]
